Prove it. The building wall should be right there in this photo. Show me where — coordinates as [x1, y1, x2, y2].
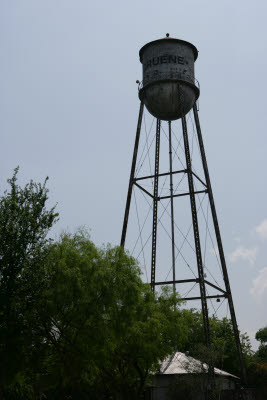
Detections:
[148, 374, 238, 400]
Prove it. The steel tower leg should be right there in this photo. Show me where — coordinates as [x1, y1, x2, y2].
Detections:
[168, 121, 176, 293]
[193, 104, 247, 385]
[151, 119, 161, 292]
[121, 102, 144, 248]
[182, 115, 215, 399]
[181, 115, 212, 349]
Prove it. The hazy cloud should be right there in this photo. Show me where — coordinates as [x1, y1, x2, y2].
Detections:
[255, 219, 267, 240]
[233, 236, 241, 243]
[229, 246, 258, 266]
[209, 246, 219, 257]
[250, 267, 267, 301]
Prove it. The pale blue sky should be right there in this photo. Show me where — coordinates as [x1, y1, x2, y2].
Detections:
[1, 0, 267, 350]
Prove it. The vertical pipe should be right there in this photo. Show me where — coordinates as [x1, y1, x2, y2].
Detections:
[151, 119, 161, 292]
[121, 102, 144, 248]
[193, 104, 247, 385]
[168, 121, 176, 293]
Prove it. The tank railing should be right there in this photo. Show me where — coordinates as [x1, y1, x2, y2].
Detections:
[138, 72, 200, 91]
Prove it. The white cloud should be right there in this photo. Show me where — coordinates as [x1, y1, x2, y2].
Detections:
[255, 219, 267, 240]
[250, 267, 267, 301]
[229, 246, 257, 266]
[209, 246, 219, 257]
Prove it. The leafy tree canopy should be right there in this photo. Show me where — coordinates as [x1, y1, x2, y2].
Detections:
[0, 168, 58, 398]
[253, 326, 267, 365]
[256, 327, 267, 345]
[32, 230, 189, 399]
[178, 309, 252, 377]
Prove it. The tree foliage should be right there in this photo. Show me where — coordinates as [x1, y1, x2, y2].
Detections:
[254, 326, 267, 363]
[178, 309, 252, 376]
[31, 231, 189, 399]
[0, 169, 58, 399]
[0, 171, 188, 399]
[246, 327, 267, 396]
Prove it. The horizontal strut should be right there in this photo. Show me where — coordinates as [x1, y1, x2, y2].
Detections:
[159, 189, 207, 200]
[154, 278, 198, 286]
[181, 294, 227, 301]
[154, 278, 226, 295]
[134, 185, 207, 201]
[134, 169, 186, 182]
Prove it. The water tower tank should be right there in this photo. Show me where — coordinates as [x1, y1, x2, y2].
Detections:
[139, 35, 199, 120]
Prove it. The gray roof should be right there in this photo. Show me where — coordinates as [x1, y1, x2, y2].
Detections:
[160, 352, 239, 379]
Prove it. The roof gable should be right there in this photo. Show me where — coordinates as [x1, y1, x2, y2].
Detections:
[160, 352, 239, 379]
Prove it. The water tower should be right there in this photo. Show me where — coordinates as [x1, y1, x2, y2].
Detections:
[120, 35, 247, 385]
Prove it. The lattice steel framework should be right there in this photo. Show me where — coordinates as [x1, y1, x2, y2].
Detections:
[120, 100, 247, 386]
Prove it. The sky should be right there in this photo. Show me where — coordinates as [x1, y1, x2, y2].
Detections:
[0, 0, 267, 351]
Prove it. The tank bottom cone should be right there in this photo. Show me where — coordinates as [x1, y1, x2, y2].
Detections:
[139, 80, 199, 121]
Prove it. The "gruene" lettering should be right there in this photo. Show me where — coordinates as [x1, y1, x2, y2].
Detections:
[144, 55, 186, 70]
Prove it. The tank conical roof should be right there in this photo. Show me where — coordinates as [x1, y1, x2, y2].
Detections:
[139, 35, 198, 62]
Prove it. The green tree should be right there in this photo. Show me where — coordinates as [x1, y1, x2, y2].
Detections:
[248, 327, 267, 398]
[0, 168, 58, 399]
[255, 326, 267, 362]
[178, 309, 252, 376]
[255, 327, 267, 344]
[248, 325, 267, 394]
[32, 230, 189, 399]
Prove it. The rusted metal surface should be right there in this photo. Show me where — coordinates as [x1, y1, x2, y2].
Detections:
[139, 36, 199, 120]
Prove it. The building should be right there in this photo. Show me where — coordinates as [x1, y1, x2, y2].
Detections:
[148, 352, 240, 400]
